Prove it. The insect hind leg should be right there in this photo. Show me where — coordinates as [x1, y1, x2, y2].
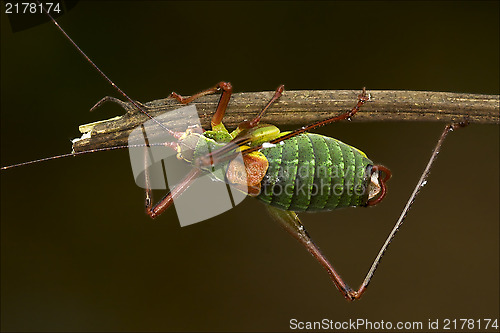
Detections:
[265, 205, 361, 301]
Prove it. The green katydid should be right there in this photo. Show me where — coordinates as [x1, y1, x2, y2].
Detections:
[139, 81, 393, 301]
[114, 81, 462, 301]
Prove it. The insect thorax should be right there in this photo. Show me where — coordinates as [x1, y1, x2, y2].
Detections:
[176, 132, 227, 173]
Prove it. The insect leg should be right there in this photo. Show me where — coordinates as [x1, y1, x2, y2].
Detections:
[140, 132, 203, 219]
[266, 122, 466, 301]
[195, 85, 285, 168]
[144, 164, 202, 219]
[265, 205, 359, 301]
[353, 122, 468, 299]
[242, 88, 371, 156]
[236, 85, 285, 130]
[170, 82, 233, 127]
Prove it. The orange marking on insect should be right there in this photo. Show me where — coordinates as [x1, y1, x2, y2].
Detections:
[226, 152, 269, 196]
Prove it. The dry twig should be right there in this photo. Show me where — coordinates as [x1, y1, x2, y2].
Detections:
[72, 89, 499, 152]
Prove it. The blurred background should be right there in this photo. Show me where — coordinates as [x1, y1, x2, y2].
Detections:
[1, 1, 498, 331]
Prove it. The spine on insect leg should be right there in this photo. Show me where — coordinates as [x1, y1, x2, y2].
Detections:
[257, 133, 374, 212]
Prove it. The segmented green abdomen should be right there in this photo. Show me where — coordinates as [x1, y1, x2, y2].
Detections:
[257, 133, 373, 212]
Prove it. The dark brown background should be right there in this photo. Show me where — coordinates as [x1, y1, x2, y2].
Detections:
[1, 1, 498, 332]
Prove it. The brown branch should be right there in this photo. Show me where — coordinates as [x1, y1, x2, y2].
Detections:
[72, 89, 499, 152]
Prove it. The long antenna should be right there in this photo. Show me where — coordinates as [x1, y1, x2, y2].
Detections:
[36, 1, 177, 136]
[0, 2, 189, 170]
[0, 143, 170, 170]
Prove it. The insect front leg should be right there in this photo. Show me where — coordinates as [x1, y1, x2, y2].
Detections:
[144, 159, 202, 219]
[195, 85, 286, 169]
[143, 82, 243, 218]
[170, 81, 233, 129]
[141, 139, 202, 219]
